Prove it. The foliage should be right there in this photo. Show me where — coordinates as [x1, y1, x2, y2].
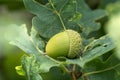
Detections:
[8, 0, 120, 80]
[105, 1, 120, 61]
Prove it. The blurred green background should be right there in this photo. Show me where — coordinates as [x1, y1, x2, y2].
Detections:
[0, 0, 120, 80]
[0, 0, 30, 80]
[0, 0, 48, 80]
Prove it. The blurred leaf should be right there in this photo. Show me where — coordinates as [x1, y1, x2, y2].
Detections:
[15, 66, 25, 76]
[106, 1, 120, 15]
[40, 67, 71, 80]
[85, 0, 100, 9]
[100, 0, 118, 8]
[0, 0, 24, 10]
[105, 11, 120, 59]
[3, 51, 26, 80]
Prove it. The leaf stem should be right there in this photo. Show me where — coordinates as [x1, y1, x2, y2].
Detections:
[71, 64, 77, 80]
[49, 0, 66, 30]
[60, 64, 71, 73]
[82, 64, 120, 77]
[73, 64, 76, 72]
[72, 72, 76, 80]
[57, 13, 66, 30]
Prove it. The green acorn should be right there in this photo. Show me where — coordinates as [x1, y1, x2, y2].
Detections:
[46, 29, 82, 59]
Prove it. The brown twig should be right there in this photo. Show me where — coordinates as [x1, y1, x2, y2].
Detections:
[72, 72, 76, 80]
[83, 76, 89, 80]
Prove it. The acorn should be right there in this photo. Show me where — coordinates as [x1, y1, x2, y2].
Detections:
[45, 29, 82, 59]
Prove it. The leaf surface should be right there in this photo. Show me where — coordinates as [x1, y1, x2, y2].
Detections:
[8, 25, 60, 74]
[23, 0, 106, 39]
[81, 54, 120, 80]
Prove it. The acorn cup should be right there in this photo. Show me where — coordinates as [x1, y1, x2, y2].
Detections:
[45, 29, 82, 59]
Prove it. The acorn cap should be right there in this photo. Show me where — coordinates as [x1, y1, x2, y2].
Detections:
[67, 30, 82, 58]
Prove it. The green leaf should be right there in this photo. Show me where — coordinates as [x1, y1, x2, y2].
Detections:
[106, 1, 120, 15]
[23, 0, 106, 39]
[8, 24, 60, 73]
[22, 55, 72, 80]
[105, 11, 120, 59]
[15, 66, 26, 76]
[8, 24, 40, 55]
[100, 0, 118, 8]
[81, 54, 120, 80]
[30, 27, 45, 51]
[66, 35, 115, 67]
[9, 0, 117, 80]
[104, 4, 120, 80]
[21, 55, 43, 80]
[24, 0, 63, 38]
[40, 67, 71, 80]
